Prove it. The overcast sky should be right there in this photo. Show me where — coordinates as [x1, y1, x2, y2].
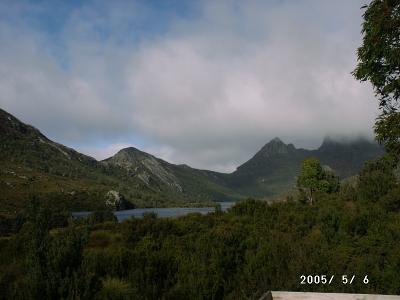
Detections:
[0, 0, 377, 172]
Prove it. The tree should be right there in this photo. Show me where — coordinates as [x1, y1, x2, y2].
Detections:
[23, 198, 99, 299]
[375, 112, 400, 158]
[353, 0, 400, 112]
[297, 158, 339, 205]
[353, 0, 400, 160]
[358, 156, 397, 202]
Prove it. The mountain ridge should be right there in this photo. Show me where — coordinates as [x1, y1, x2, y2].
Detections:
[0, 108, 384, 213]
[225, 135, 383, 197]
[0, 108, 214, 214]
[104, 134, 383, 199]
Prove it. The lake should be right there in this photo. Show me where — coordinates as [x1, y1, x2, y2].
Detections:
[73, 202, 235, 222]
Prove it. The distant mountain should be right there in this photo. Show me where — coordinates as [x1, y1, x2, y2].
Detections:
[0, 107, 385, 215]
[315, 136, 384, 178]
[104, 136, 384, 200]
[225, 137, 384, 197]
[0, 109, 212, 215]
[226, 138, 310, 197]
[102, 147, 241, 202]
[102, 147, 184, 192]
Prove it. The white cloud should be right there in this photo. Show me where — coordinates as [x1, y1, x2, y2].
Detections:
[0, 0, 378, 172]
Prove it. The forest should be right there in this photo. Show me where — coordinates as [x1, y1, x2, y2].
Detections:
[0, 154, 399, 299]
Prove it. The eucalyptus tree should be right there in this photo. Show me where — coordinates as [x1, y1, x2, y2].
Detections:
[353, 0, 400, 160]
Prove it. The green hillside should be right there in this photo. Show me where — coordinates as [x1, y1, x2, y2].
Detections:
[0, 109, 212, 216]
[0, 108, 384, 215]
[226, 137, 384, 197]
[103, 137, 383, 201]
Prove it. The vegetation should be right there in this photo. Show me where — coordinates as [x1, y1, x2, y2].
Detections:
[353, 0, 400, 161]
[297, 157, 339, 205]
[0, 160, 399, 299]
[0, 109, 383, 218]
[0, 109, 216, 217]
[375, 111, 400, 159]
[353, 0, 400, 112]
[225, 137, 382, 198]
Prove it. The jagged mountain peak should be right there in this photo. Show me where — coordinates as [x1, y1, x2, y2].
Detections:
[0, 107, 386, 206]
[258, 137, 292, 156]
[103, 145, 183, 192]
[271, 137, 283, 143]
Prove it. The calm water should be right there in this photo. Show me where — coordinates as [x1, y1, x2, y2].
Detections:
[73, 202, 235, 222]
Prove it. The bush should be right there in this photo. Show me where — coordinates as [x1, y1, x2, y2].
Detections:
[358, 157, 397, 202]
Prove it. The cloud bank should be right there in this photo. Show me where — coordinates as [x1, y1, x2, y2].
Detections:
[0, 0, 377, 172]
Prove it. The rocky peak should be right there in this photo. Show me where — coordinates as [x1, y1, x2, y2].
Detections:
[106, 147, 152, 163]
[103, 146, 183, 193]
[271, 137, 282, 143]
[116, 147, 147, 157]
[258, 137, 291, 156]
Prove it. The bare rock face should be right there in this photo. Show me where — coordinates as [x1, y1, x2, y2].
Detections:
[102, 147, 183, 193]
[258, 137, 291, 156]
[105, 190, 123, 210]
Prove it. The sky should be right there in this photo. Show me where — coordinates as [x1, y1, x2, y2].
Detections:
[0, 0, 378, 172]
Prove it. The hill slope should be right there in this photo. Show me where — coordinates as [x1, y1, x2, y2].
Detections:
[226, 137, 384, 197]
[103, 148, 240, 202]
[0, 109, 212, 215]
[104, 137, 384, 200]
[1, 108, 384, 214]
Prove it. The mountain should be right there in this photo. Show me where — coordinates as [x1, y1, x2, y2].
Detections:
[225, 137, 384, 197]
[102, 147, 240, 202]
[0, 109, 212, 216]
[226, 138, 310, 197]
[315, 136, 384, 178]
[102, 147, 183, 192]
[104, 136, 384, 200]
[1, 108, 100, 175]
[0, 107, 385, 215]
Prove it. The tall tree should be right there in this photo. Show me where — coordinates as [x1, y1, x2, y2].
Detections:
[353, 0, 400, 160]
[297, 158, 339, 205]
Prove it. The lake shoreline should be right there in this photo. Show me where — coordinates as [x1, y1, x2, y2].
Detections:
[72, 201, 235, 222]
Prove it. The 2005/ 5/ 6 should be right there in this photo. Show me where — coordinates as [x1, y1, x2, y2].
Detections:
[300, 275, 369, 285]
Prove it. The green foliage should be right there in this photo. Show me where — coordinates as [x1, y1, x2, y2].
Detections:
[0, 201, 101, 299]
[87, 210, 118, 226]
[358, 156, 397, 202]
[297, 158, 340, 204]
[24, 204, 100, 299]
[380, 186, 400, 212]
[353, 0, 400, 160]
[297, 158, 323, 191]
[375, 112, 400, 159]
[0, 108, 384, 217]
[2, 177, 400, 299]
[142, 211, 158, 220]
[214, 203, 222, 214]
[0, 109, 216, 216]
[353, 0, 400, 111]
[2, 2, 400, 297]
[97, 277, 135, 300]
